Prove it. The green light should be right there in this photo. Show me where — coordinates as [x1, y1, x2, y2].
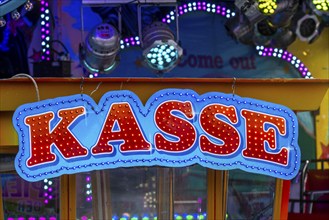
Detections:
[186, 215, 194, 220]
[175, 215, 183, 220]
[197, 215, 204, 220]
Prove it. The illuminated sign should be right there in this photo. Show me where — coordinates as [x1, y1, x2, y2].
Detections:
[13, 89, 300, 182]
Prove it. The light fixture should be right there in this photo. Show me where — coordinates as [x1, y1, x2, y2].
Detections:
[0, 0, 30, 26]
[234, 0, 266, 24]
[308, 0, 329, 16]
[79, 23, 121, 77]
[225, 11, 255, 45]
[141, 22, 183, 73]
[258, 0, 278, 15]
[24, 0, 33, 11]
[0, 16, 6, 27]
[40, 0, 51, 61]
[11, 9, 20, 20]
[294, 14, 322, 43]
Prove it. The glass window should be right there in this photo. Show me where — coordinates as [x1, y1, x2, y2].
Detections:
[76, 166, 208, 220]
[174, 165, 207, 220]
[76, 167, 158, 220]
[226, 170, 276, 220]
[1, 154, 60, 220]
[1, 174, 60, 220]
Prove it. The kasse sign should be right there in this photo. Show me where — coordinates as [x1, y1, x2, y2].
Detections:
[13, 89, 301, 182]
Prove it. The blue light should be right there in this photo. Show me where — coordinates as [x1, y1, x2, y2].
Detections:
[144, 42, 180, 72]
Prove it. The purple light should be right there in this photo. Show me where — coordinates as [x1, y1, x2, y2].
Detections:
[39, 217, 46, 220]
[49, 217, 56, 220]
[44, 192, 48, 197]
[28, 217, 36, 220]
[48, 187, 53, 192]
[44, 199, 48, 204]
[18, 217, 24, 220]
[41, 0, 51, 61]
[86, 176, 91, 182]
[256, 46, 313, 78]
[49, 195, 53, 199]
[81, 216, 88, 220]
[7, 218, 15, 220]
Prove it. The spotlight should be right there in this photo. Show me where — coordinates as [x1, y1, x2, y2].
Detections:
[79, 23, 120, 75]
[142, 22, 182, 73]
[0, 17, 6, 27]
[295, 14, 322, 43]
[309, 0, 329, 16]
[234, 0, 266, 24]
[11, 10, 20, 20]
[271, 28, 296, 48]
[24, 0, 33, 12]
[225, 12, 255, 45]
[258, 0, 278, 15]
[267, 0, 299, 28]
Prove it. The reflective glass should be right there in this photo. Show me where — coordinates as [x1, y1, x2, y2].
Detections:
[174, 165, 207, 220]
[226, 170, 275, 220]
[1, 174, 60, 220]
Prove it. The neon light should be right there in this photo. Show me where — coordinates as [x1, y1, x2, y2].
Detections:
[256, 46, 314, 78]
[13, 89, 300, 182]
[40, 0, 51, 61]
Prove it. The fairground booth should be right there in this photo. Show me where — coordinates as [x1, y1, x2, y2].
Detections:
[0, 1, 329, 220]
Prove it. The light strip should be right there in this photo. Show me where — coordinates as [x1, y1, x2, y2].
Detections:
[256, 46, 313, 78]
[40, 0, 51, 61]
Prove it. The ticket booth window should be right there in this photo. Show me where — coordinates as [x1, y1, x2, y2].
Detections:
[76, 165, 207, 220]
[1, 155, 60, 220]
[227, 170, 276, 220]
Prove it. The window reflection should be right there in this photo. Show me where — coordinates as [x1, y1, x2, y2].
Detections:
[174, 166, 207, 220]
[76, 166, 208, 220]
[1, 174, 60, 220]
[227, 170, 275, 220]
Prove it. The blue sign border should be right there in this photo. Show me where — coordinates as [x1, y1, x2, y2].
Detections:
[13, 89, 301, 182]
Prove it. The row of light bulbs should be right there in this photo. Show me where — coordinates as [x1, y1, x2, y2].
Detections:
[0, 0, 33, 27]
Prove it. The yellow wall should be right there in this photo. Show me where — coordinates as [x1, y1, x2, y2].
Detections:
[289, 28, 329, 165]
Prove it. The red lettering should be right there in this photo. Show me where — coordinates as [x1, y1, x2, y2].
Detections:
[155, 101, 196, 152]
[199, 104, 240, 155]
[241, 110, 288, 165]
[25, 107, 88, 167]
[91, 103, 150, 154]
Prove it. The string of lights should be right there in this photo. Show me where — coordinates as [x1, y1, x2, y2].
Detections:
[40, 0, 51, 61]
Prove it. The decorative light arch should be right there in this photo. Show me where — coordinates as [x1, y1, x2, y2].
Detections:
[97, 1, 313, 79]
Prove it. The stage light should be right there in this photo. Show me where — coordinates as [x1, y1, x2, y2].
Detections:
[79, 23, 120, 75]
[234, 0, 265, 24]
[0, 16, 6, 27]
[271, 28, 296, 48]
[225, 12, 254, 45]
[309, 0, 329, 15]
[295, 14, 322, 43]
[141, 22, 182, 73]
[11, 10, 20, 20]
[24, 0, 33, 11]
[258, 0, 278, 15]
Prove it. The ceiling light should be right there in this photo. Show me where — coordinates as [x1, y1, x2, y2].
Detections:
[295, 14, 322, 43]
[79, 23, 120, 76]
[142, 22, 183, 73]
